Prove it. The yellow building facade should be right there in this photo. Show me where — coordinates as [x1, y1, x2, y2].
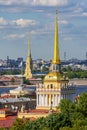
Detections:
[36, 9, 76, 110]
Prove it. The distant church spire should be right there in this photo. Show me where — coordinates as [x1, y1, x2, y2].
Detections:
[24, 33, 33, 79]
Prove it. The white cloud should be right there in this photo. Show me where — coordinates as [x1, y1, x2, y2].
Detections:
[82, 12, 87, 16]
[0, 26, 4, 29]
[0, 0, 68, 6]
[0, 17, 37, 28]
[64, 37, 73, 41]
[12, 18, 37, 27]
[31, 30, 37, 35]
[59, 20, 68, 25]
[0, 17, 8, 25]
[0, 0, 29, 5]
[4, 34, 26, 39]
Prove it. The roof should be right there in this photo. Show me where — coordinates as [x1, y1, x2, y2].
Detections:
[0, 116, 17, 128]
[0, 108, 11, 112]
[28, 109, 49, 114]
[0, 97, 34, 103]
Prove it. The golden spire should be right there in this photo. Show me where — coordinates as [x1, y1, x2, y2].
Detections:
[52, 5, 61, 64]
[24, 33, 32, 79]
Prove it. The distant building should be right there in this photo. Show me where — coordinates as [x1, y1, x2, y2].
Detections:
[0, 109, 13, 118]
[0, 97, 36, 111]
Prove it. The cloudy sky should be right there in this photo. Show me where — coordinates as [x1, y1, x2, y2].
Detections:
[0, 0, 87, 61]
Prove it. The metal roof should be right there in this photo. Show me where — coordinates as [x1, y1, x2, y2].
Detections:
[0, 97, 35, 103]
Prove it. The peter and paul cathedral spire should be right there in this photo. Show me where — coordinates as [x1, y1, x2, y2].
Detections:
[24, 33, 33, 79]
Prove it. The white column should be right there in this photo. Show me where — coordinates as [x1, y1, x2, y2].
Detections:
[42, 95, 44, 106]
[42, 95, 43, 106]
[37, 94, 38, 106]
[53, 95, 55, 106]
[54, 95, 55, 106]
[57, 94, 59, 106]
[43, 94, 45, 106]
[39, 94, 41, 106]
[55, 94, 58, 106]
[44, 94, 46, 106]
[38, 94, 40, 106]
[59, 94, 61, 103]
[40, 94, 42, 106]
[46, 95, 48, 106]
[45, 95, 46, 106]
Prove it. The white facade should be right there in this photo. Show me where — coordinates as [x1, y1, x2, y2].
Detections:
[36, 84, 76, 109]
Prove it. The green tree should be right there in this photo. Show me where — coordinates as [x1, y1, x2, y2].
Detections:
[58, 99, 76, 114]
[45, 113, 71, 130]
[60, 126, 87, 130]
[78, 93, 87, 116]
[23, 77, 30, 85]
[70, 112, 84, 126]
[24, 117, 46, 130]
[0, 128, 5, 130]
[10, 118, 25, 130]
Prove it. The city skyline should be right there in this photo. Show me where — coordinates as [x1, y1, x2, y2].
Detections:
[0, 0, 87, 61]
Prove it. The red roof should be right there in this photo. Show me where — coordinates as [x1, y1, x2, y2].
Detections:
[0, 108, 11, 112]
[0, 95, 14, 98]
[28, 109, 49, 114]
[0, 116, 17, 128]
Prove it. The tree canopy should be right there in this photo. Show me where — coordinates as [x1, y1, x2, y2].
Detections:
[7, 92, 87, 130]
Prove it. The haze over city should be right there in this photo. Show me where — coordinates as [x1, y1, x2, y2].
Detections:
[0, 0, 87, 61]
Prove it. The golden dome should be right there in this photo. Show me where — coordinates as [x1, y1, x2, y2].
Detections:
[44, 72, 61, 81]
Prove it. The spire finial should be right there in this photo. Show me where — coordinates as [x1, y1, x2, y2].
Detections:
[56, 0, 58, 14]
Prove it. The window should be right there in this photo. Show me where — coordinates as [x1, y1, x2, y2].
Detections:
[47, 85, 49, 89]
[50, 84, 53, 89]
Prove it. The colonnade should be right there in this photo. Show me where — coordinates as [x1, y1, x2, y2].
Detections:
[37, 93, 74, 107]
[36, 94, 61, 107]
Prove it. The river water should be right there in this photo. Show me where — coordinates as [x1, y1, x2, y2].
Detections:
[0, 86, 87, 95]
[76, 85, 87, 95]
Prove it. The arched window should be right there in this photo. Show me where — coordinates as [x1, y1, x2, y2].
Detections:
[47, 85, 49, 89]
[50, 84, 53, 89]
